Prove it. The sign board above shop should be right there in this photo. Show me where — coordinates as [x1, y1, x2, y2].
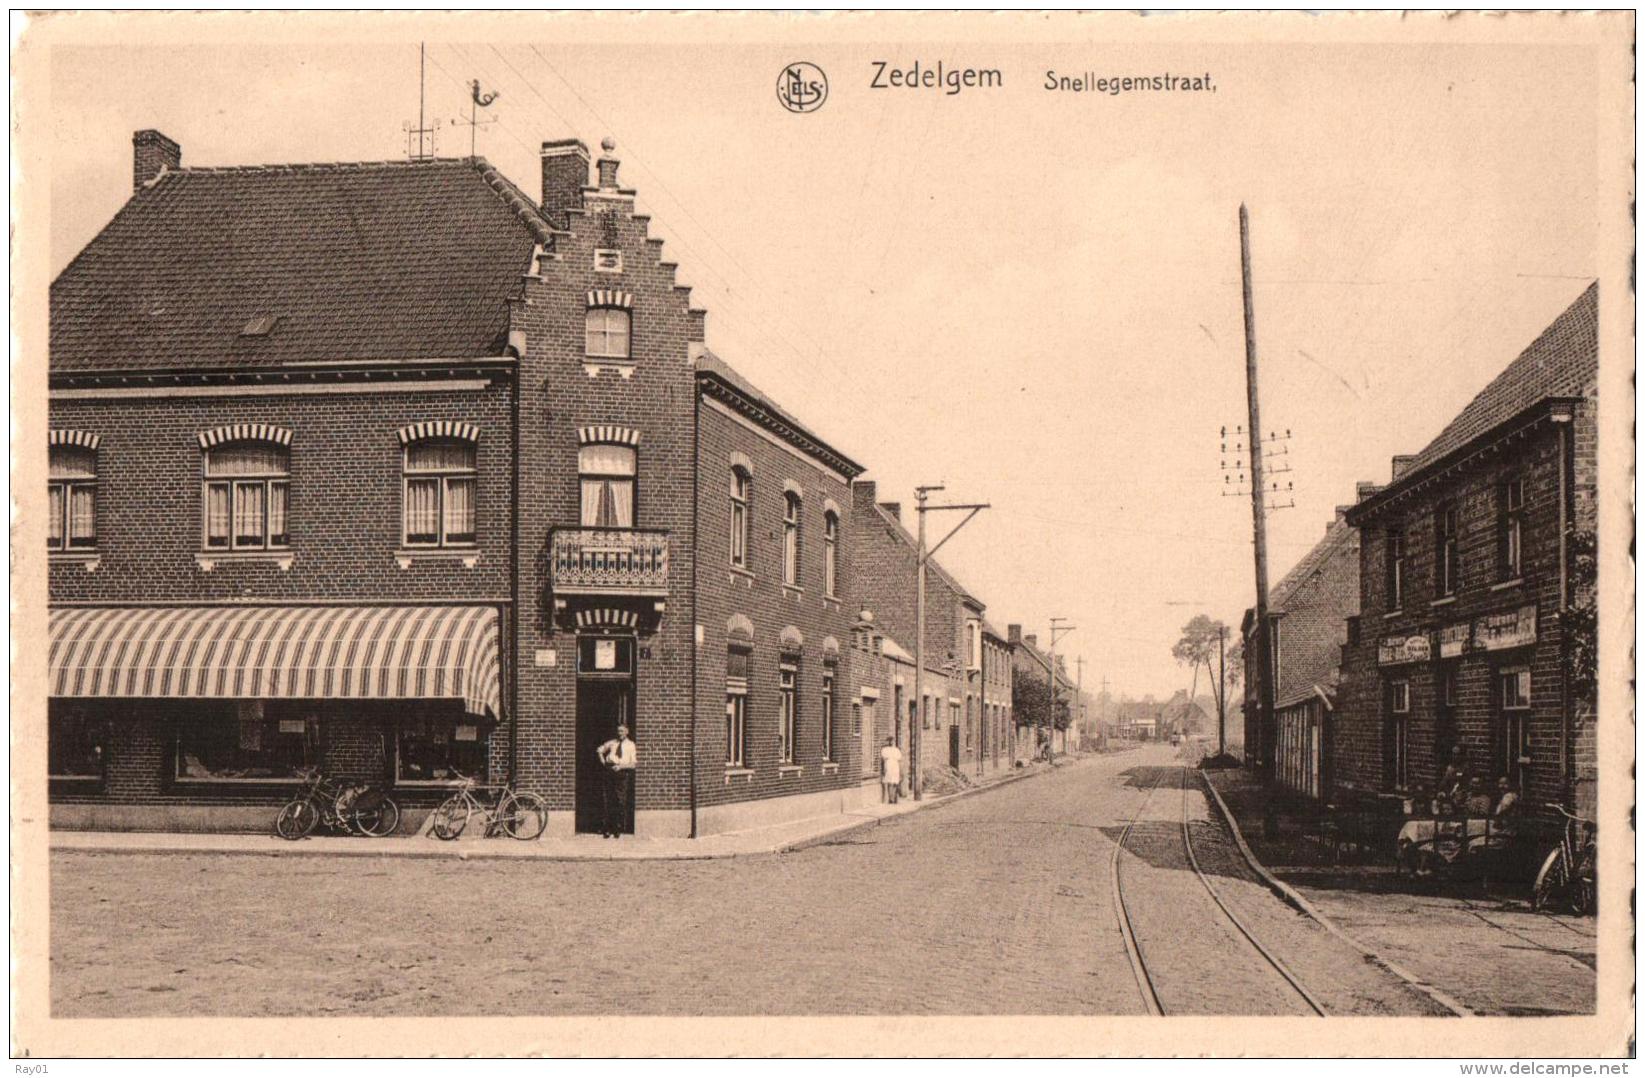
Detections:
[1475, 604, 1538, 652]
[1438, 622, 1471, 659]
[1378, 634, 1432, 666]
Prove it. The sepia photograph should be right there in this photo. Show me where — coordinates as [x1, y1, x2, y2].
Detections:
[9, 8, 1635, 1060]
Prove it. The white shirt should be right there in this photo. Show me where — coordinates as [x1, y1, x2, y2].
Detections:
[879, 744, 903, 784]
[599, 737, 637, 772]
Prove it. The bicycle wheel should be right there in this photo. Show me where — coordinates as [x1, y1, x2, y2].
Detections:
[430, 796, 470, 840]
[501, 792, 549, 840]
[1531, 847, 1565, 911]
[355, 796, 401, 837]
[275, 798, 319, 840]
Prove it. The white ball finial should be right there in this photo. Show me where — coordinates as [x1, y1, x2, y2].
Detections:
[601, 137, 616, 153]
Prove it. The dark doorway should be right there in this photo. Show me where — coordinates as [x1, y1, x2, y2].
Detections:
[575, 637, 636, 835]
[949, 724, 961, 769]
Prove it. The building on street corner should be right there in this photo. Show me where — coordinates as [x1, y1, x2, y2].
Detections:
[47, 130, 877, 837]
[1333, 283, 1598, 818]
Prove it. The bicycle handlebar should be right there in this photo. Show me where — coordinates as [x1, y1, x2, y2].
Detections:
[1545, 803, 1594, 825]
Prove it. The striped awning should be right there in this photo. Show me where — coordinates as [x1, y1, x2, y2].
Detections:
[49, 605, 501, 717]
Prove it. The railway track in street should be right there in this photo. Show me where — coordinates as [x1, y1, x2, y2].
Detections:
[1111, 764, 1327, 1017]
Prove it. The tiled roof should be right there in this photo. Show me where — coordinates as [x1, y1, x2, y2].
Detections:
[1269, 514, 1355, 615]
[1399, 282, 1598, 481]
[51, 158, 550, 372]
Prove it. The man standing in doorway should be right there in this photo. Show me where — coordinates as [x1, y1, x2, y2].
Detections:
[597, 723, 637, 838]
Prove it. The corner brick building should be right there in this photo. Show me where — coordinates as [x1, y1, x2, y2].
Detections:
[47, 131, 866, 837]
[1334, 283, 1598, 818]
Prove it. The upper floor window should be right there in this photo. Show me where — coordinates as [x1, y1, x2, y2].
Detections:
[48, 445, 97, 551]
[403, 439, 476, 548]
[823, 510, 839, 597]
[782, 491, 802, 587]
[585, 307, 631, 359]
[579, 444, 636, 529]
[729, 467, 751, 569]
[1385, 527, 1406, 609]
[204, 441, 289, 550]
[1501, 477, 1525, 579]
[966, 619, 981, 670]
[1436, 503, 1460, 597]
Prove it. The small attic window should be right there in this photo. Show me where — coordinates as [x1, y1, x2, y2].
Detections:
[240, 315, 281, 337]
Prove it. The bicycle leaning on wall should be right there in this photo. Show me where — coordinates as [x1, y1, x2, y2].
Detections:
[428, 771, 549, 841]
[1531, 803, 1597, 915]
[274, 768, 402, 840]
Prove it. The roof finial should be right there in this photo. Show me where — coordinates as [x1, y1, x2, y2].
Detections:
[601, 136, 616, 153]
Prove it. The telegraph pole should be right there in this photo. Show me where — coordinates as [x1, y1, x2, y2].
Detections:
[1217, 625, 1228, 758]
[1076, 656, 1087, 752]
[912, 486, 990, 800]
[1240, 204, 1276, 776]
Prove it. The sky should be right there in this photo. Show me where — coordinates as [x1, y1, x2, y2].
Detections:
[42, 21, 1602, 699]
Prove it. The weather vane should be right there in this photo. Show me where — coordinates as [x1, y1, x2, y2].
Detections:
[453, 78, 501, 160]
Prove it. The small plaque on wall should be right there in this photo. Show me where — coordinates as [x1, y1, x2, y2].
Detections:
[534, 648, 557, 667]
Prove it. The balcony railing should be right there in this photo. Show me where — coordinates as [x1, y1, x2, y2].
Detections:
[550, 527, 670, 597]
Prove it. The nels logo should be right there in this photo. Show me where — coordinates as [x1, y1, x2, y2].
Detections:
[776, 62, 828, 113]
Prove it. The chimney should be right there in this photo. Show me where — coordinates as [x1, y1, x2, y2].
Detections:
[878, 502, 902, 523]
[1355, 480, 1381, 502]
[596, 136, 621, 189]
[133, 130, 181, 192]
[540, 139, 590, 229]
[1007, 624, 1023, 645]
[1335, 505, 1353, 521]
[1391, 455, 1417, 482]
[852, 480, 878, 516]
[1024, 634, 1038, 650]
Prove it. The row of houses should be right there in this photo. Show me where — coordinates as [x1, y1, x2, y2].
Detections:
[43, 129, 1083, 837]
[1241, 283, 1599, 821]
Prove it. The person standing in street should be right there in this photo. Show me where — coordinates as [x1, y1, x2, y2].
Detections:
[596, 723, 637, 838]
[879, 736, 903, 804]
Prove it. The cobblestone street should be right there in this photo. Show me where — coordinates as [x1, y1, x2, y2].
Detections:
[52, 746, 1444, 1017]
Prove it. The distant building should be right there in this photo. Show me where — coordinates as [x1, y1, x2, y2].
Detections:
[1337, 284, 1597, 817]
[1241, 508, 1360, 799]
[1007, 625, 1078, 756]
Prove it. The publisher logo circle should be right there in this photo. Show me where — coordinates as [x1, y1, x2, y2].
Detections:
[777, 62, 828, 113]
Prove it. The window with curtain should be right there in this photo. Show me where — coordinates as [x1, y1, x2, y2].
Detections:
[1501, 477, 1525, 579]
[782, 492, 801, 586]
[48, 445, 97, 551]
[403, 439, 477, 547]
[204, 441, 289, 550]
[729, 467, 751, 569]
[823, 510, 838, 597]
[579, 444, 636, 529]
[821, 667, 836, 762]
[584, 307, 632, 359]
[726, 647, 749, 767]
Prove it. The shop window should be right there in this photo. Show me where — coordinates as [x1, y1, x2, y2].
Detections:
[1387, 679, 1410, 790]
[1500, 666, 1532, 789]
[729, 467, 751, 569]
[585, 307, 631, 359]
[48, 701, 107, 780]
[175, 701, 317, 783]
[579, 444, 637, 529]
[726, 648, 749, 767]
[397, 705, 488, 784]
[403, 438, 477, 548]
[48, 445, 97, 551]
[203, 440, 289, 550]
[778, 662, 798, 763]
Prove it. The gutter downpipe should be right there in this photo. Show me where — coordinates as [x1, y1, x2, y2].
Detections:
[688, 378, 701, 838]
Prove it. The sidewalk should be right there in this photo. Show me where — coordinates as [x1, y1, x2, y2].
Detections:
[51, 753, 1098, 863]
[1202, 767, 1596, 1017]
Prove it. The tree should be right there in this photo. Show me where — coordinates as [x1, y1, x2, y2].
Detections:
[1174, 615, 1239, 753]
[1013, 672, 1070, 732]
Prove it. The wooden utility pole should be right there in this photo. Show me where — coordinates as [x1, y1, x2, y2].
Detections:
[1217, 625, 1228, 757]
[1240, 204, 1275, 775]
[912, 486, 989, 800]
